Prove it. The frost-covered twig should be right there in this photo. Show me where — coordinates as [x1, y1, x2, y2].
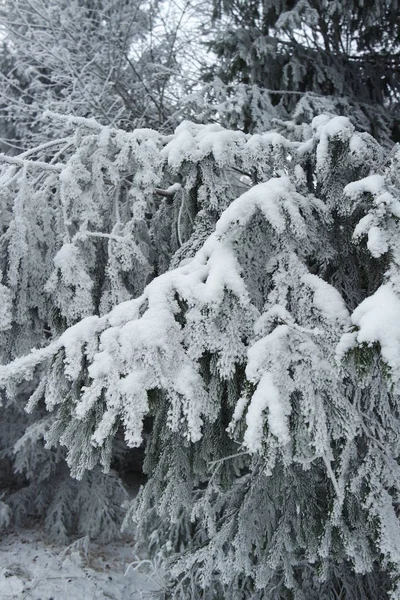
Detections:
[208, 451, 249, 468]
[73, 231, 130, 244]
[0, 153, 63, 172]
[124, 555, 167, 594]
[155, 183, 182, 198]
[19, 137, 70, 160]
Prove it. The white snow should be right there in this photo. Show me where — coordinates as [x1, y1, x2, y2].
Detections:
[245, 131, 293, 155]
[353, 213, 376, 241]
[61, 316, 101, 380]
[302, 274, 350, 325]
[244, 371, 290, 452]
[215, 176, 305, 237]
[107, 298, 143, 328]
[351, 284, 400, 380]
[312, 115, 354, 172]
[246, 325, 290, 381]
[335, 331, 358, 364]
[367, 226, 389, 258]
[228, 394, 250, 430]
[344, 174, 385, 198]
[315, 115, 353, 137]
[244, 326, 291, 450]
[198, 240, 248, 306]
[336, 285, 400, 376]
[0, 283, 12, 331]
[161, 120, 246, 167]
[0, 528, 163, 600]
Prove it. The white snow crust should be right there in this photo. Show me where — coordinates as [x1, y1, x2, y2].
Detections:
[0, 528, 162, 600]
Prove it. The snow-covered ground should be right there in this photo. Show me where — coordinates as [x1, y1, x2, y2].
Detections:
[0, 528, 164, 599]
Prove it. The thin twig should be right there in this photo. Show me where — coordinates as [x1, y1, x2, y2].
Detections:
[0, 153, 62, 172]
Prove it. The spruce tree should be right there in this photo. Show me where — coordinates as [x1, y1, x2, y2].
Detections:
[1, 111, 399, 597]
[0, 1, 399, 598]
[0, 0, 194, 541]
[201, 0, 400, 144]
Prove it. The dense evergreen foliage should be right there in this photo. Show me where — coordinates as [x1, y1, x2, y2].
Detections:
[203, 0, 400, 143]
[0, 1, 399, 599]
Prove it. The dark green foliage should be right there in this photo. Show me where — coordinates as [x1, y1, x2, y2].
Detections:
[206, 0, 400, 142]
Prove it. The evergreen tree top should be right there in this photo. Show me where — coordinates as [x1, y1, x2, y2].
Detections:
[205, 0, 400, 142]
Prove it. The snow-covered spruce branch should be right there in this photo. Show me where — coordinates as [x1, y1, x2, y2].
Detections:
[72, 231, 131, 244]
[0, 170, 336, 451]
[43, 111, 121, 133]
[18, 137, 71, 159]
[1, 113, 400, 596]
[0, 152, 63, 171]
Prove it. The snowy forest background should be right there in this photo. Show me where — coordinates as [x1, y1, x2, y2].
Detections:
[0, 1, 400, 598]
